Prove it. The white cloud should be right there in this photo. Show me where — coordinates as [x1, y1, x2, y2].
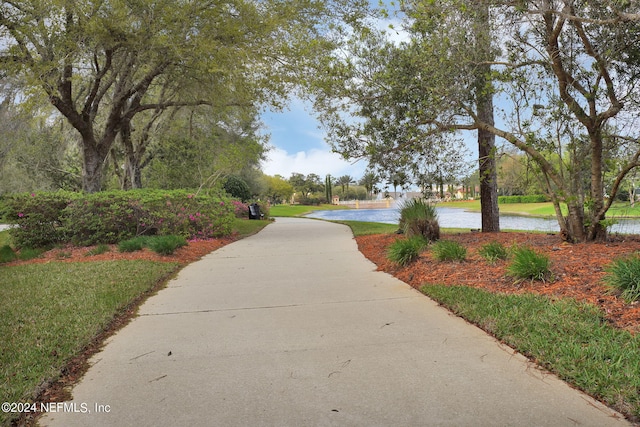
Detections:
[261, 147, 367, 179]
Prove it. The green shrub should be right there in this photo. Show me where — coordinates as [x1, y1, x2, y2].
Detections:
[478, 241, 508, 263]
[398, 198, 440, 241]
[604, 255, 640, 303]
[146, 235, 187, 255]
[387, 236, 427, 266]
[507, 246, 551, 282]
[63, 192, 150, 245]
[0, 245, 17, 263]
[223, 176, 251, 202]
[18, 248, 45, 261]
[432, 240, 467, 261]
[118, 237, 149, 253]
[4, 189, 235, 248]
[4, 191, 78, 248]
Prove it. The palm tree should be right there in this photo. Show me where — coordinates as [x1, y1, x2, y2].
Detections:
[360, 171, 379, 199]
[336, 175, 355, 197]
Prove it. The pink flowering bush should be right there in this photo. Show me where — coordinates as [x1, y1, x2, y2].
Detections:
[3, 191, 78, 248]
[4, 189, 235, 247]
[231, 200, 249, 218]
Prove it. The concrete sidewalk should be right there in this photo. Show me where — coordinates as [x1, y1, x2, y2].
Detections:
[42, 218, 630, 426]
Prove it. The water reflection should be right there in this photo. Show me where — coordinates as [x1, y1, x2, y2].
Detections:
[304, 207, 640, 235]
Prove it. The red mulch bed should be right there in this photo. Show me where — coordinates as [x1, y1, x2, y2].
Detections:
[4, 237, 236, 267]
[355, 231, 640, 333]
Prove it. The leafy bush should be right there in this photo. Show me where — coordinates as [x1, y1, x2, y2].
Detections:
[507, 246, 551, 282]
[147, 191, 235, 240]
[478, 241, 508, 263]
[63, 192, 150, 245]
[398, 198, 440, 241]
[4, 189, 235, 248]
[146, 235, 187, 255]
[0, 245, 17, 263]
[3, 191, 78, 248]
[432, 240, 466, 261]
[223, 176, 251, 202]
[231, 200, 249, 218]
[604, 255, 640, 302]
[387, 236, 427, 266]
[255, 201, 270, 219]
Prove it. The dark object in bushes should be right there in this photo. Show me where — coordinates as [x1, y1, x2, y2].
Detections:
[248, 203, 264, 220]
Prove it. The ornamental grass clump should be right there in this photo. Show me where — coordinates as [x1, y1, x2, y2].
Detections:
[146, 235, 187, 255]
[0, 245, 17, 263]
[387, 236, 427, 266]
[507, 246, 551, 282]
[398, 198, 440, 242]
[478, 241, 508, 264]
[604, 255, 640, 303]
[432, 240, 467, 262]
[118, 236, 149, 253]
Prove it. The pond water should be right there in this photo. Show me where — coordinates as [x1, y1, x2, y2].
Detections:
[305, 207, 640, 235]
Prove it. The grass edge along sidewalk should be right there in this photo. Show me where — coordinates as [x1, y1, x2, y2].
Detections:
[421, 284, 640, 423]
[0, 260, 178, 426]
[0, 219, 270, 427]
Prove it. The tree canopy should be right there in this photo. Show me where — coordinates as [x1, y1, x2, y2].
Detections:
[0, 0, 370, 192]
[312, 0, 640, 241]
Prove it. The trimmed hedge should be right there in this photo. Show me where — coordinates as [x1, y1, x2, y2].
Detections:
[498, 195, 548, 204]
[4, 190, 235, 248]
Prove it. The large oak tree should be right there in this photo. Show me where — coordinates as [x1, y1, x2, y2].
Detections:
[1, 0, 369, 192]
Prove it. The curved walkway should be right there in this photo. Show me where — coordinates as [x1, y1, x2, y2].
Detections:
[41, 218, 630, 426]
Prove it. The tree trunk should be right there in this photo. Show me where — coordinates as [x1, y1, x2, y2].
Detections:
[587, 131, 607, 241]
[565, 200, 586, 242]
[81, 139, 107, 193]
[478, 125, 500, 232]
[475, 1, 500, 233]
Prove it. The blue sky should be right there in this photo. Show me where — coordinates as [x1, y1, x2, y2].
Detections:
[259, 2, 403, 182]
[258, 3, 479, 184]
[260, 98, 369, 180]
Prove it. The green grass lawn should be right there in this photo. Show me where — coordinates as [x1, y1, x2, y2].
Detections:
[232, 218, 271, 237]
[0, 260, 178, 426]
[439, 200, 640, 218]
[0, 218, 269, 426]
[269, 203, 349, 217]
[422, 284, 640, 421]
[332, 220, 398, 236]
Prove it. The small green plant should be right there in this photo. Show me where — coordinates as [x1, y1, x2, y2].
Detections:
[478, 241, 508, 264]
[146, 235, 187, 255]
[56, 250, 72, 259]
[86, 244, 111, 256]
[0, 245, 17, 263]
[507, 246, 551, 282]
[603, 255, 640, 303]
[387, 236, 427, 266]
[118, 236, 149, 253]
[398, 198, 440, 241]
[432, 240, 466, 262]
[17, 248, 44, 261]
